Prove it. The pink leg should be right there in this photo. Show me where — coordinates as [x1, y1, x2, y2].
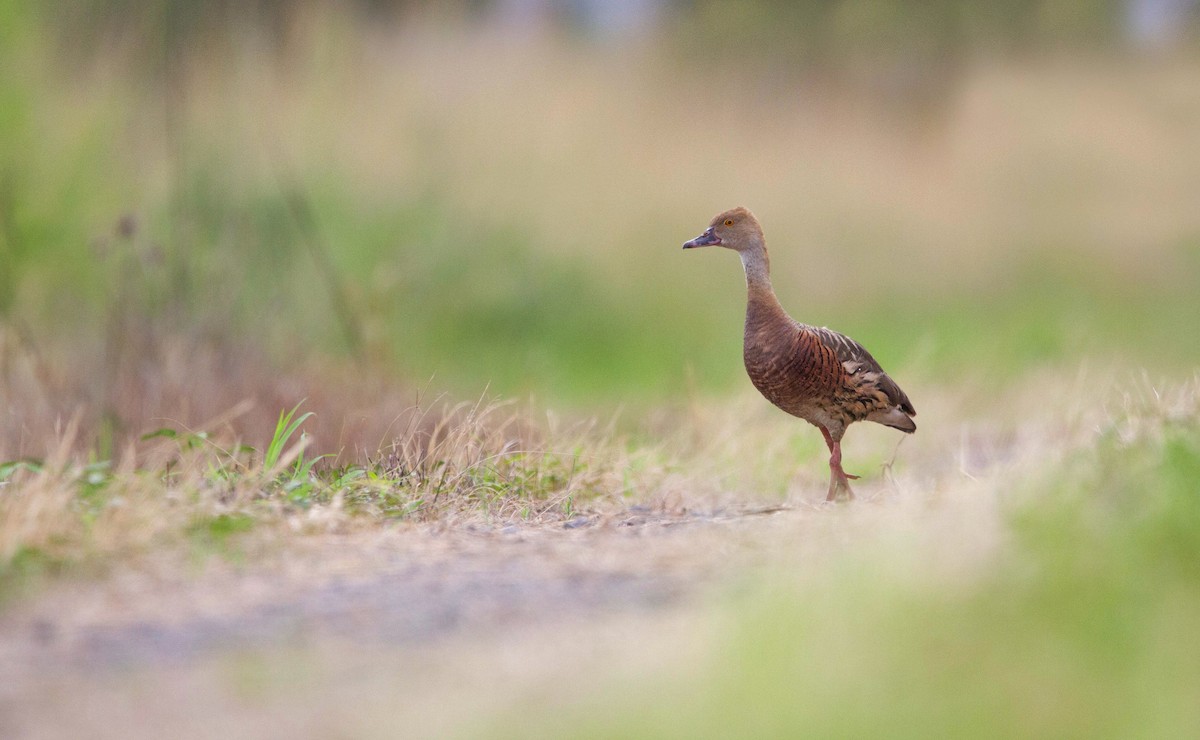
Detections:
[819, 427, 857, 502]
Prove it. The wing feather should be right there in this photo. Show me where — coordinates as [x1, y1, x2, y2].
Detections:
[809, 326, 916, 416]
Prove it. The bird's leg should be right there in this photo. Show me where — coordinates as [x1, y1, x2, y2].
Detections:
[819, 427, 857, 502]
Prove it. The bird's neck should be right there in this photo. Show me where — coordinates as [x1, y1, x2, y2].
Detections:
[739, 245, 771, 288]
[740, 246, 785, 323]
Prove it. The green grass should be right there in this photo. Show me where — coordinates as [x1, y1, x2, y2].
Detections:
[507, 397, 1200, 738]
[0, 397, 639, 600]
[6, 375, 1199, 736]
[9, 156, 1200, 405]
[0, 545, 72, 608]
[844, 250, 1200, 383]
[4, 8, 1200, 737]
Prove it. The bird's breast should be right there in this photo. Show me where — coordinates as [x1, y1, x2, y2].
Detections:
[743, 324, 840, 415]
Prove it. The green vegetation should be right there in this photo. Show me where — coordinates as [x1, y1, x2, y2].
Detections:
[2, 3, 1200, 735]
[3, 3, 1200, 425]
[0, 397, 658, 594]
[508, 387, 1200, 738]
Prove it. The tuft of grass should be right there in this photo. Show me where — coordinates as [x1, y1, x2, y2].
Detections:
[263, 403, 314, 473]
[0, 396, 675, 598]
[185, 513, 257, 562]
[0, 545, 70, 608]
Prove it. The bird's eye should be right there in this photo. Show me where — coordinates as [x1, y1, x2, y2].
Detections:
[724, 219, 733, 226]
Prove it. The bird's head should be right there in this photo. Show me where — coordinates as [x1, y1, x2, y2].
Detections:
[682, 207, 764, 253]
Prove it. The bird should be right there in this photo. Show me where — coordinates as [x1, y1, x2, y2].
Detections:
[683, 207, 916, 502]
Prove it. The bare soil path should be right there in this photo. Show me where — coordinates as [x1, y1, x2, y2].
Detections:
[0, 504, 808, 739]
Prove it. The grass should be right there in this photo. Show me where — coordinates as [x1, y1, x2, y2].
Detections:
[3, 7, 1200, 420]
[4, 374, 1199, 738]
[2, 7, 1200, 736]
[489, 377, 1200, 739]
[0, 393, 676, 598]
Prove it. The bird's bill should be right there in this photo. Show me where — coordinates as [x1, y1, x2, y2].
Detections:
[682, 227, 721, 249]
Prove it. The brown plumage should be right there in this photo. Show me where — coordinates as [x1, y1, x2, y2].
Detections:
[683, 207, 916, 501]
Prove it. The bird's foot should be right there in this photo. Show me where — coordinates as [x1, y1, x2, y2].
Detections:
[825, 477, 857, 503]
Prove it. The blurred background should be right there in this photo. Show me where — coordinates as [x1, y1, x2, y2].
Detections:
[2, 0, 1199, 455]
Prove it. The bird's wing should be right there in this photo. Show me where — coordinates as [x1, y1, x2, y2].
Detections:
[809, 326, 916, 415]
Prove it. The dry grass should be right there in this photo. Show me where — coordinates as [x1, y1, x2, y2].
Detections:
[4, 349, 1182, 585]
[4, 23, 1198, 637]
[3, 372, 1197, 738]
[3, 11, 1199, 736]
[0, 373, 668, 574]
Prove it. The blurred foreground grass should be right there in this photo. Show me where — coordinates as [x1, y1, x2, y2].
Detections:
[499, 380, 1200, 738]
[6, 373, 1196, 737]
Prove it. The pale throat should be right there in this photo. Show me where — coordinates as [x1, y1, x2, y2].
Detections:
[738, 246, 772, 290]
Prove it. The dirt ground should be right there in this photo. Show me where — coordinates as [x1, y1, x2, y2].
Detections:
[0, 503, 828, 739]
